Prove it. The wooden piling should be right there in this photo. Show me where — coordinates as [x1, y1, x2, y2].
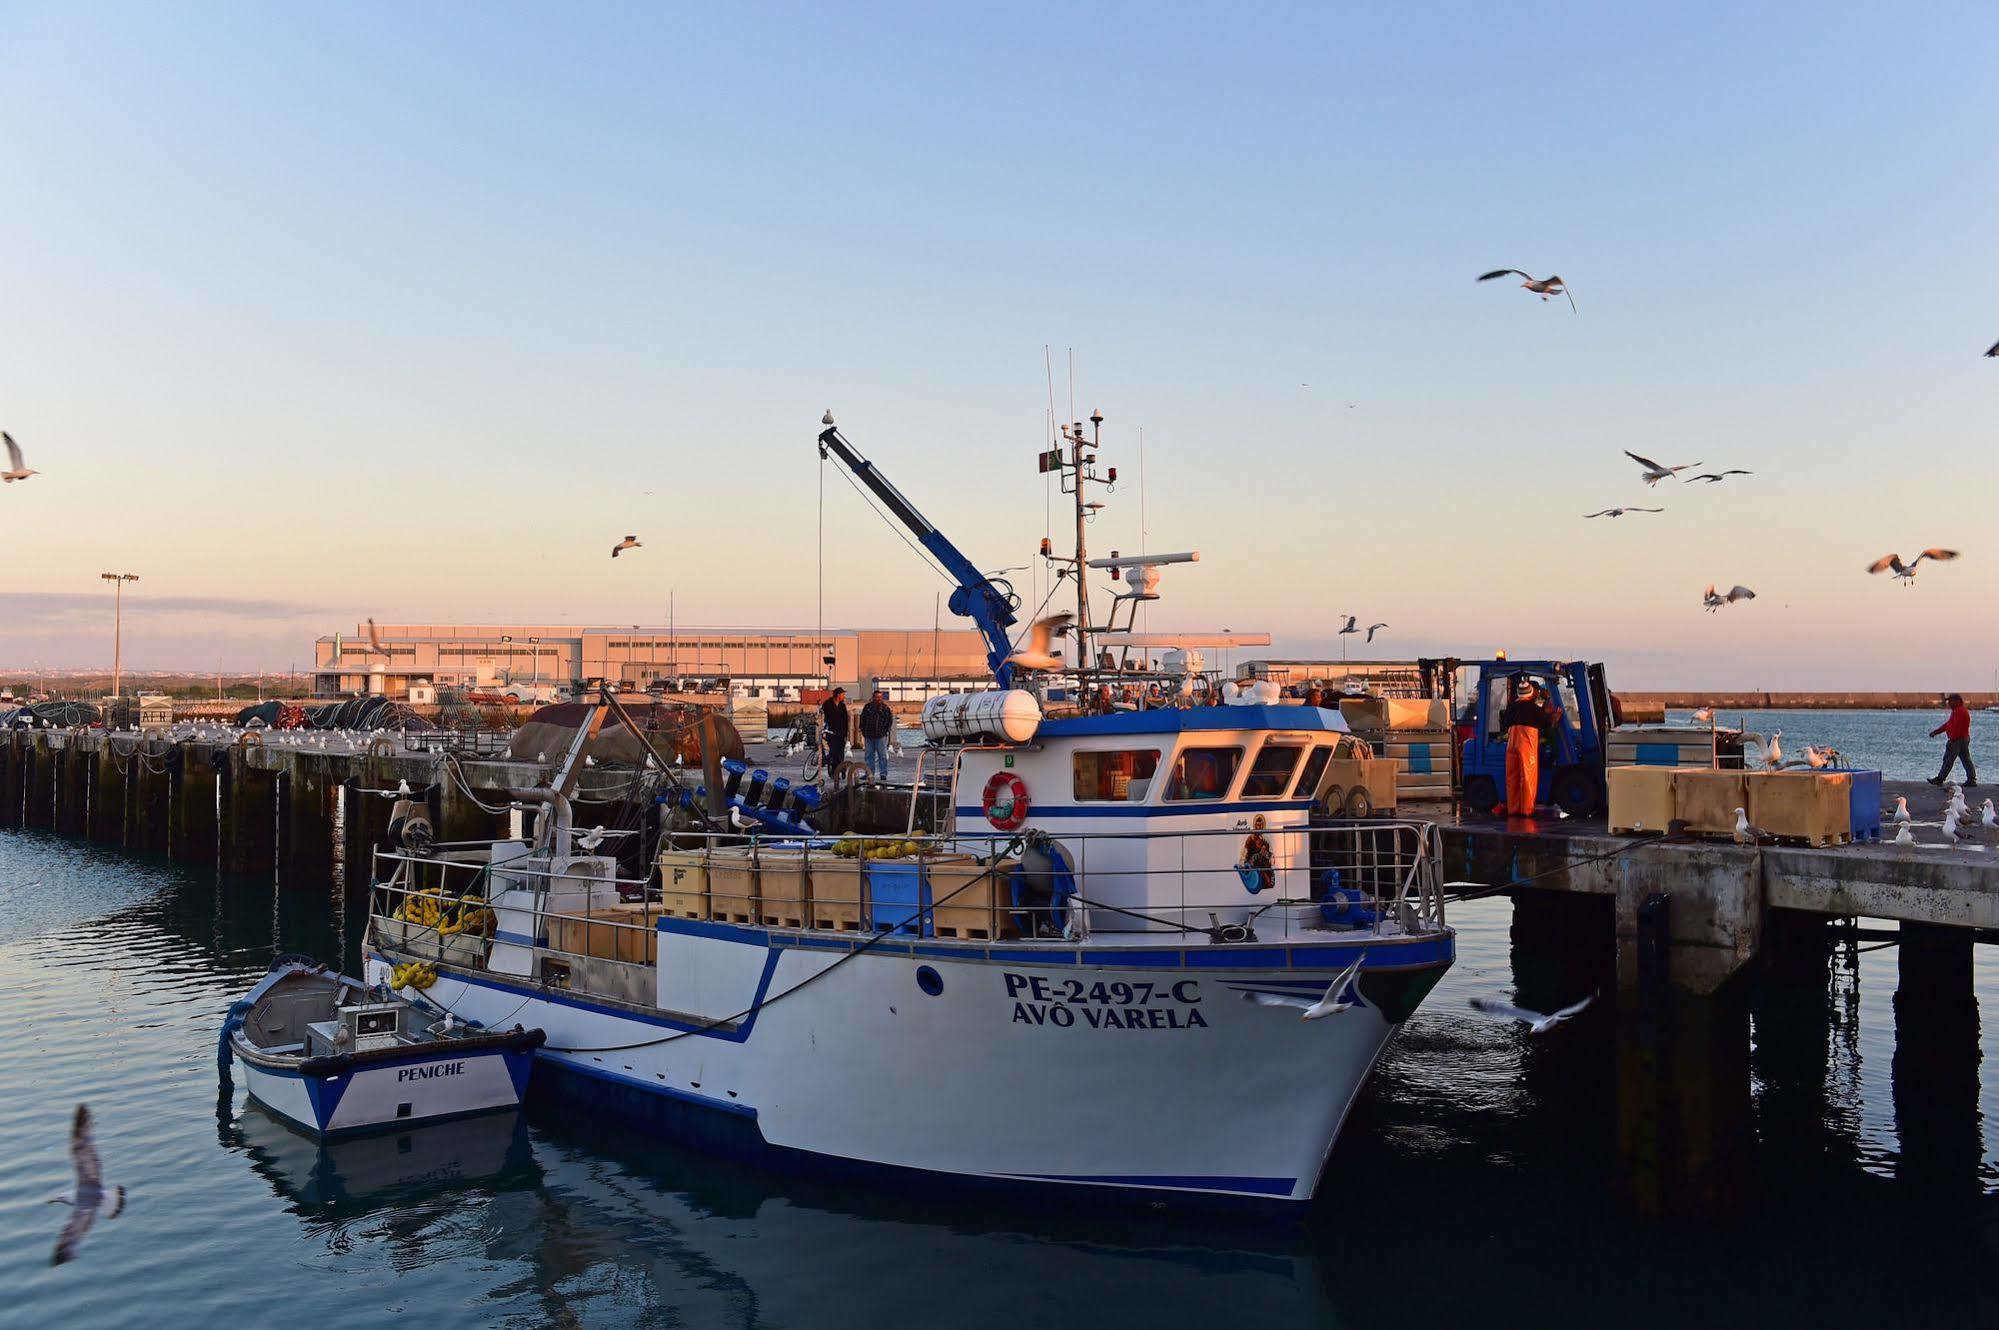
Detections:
[171, 743, 220, 863]
[219, 746, 278, 876]
[0, 731, 22, 828]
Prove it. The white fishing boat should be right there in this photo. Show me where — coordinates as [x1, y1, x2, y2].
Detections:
[220, 959, 543, 1136]
[362, 410, 1455, 1207]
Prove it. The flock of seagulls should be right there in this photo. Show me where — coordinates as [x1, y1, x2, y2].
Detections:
[1336, 615, 1389, 644]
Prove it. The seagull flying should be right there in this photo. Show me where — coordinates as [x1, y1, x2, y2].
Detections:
[1702, 583, 1757, 612]
[1337, 615, 1359, 636]
[1692, 706, 1715, 724]
[1985, 338, 1998, 358]
[1467, 989, 1597, 1035]
[1625, 451, 1702, 485]
[1476, 269, 1577, 313]
[50, 1104, 124, 1265]
[1239, 953, 1367, 1020]
[1584, 506, 1665, 519]
[611, 535, 642, 559]
[1688, 470, 1754, 484]
[366, 617, 385, 653]
[1366, 622, 1388, 643]
[2, 431, 35, 483]
[1866, 548, 1958, 584]
[1005, 611, 1074, 673]
[576, 824, 608, 851]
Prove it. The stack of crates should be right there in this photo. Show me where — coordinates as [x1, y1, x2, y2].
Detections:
[1338, 697, 1454, 803]
[1607, 725, 1721, 768]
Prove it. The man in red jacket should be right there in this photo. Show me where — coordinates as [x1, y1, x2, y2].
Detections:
[1926, 693, 1976, 787]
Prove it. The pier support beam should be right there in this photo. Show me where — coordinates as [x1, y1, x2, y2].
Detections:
[280, 754, 338, 881]
[23, 736, 53, 829]
[1616, 893, 1755, 1216]
[1892, 922, 1983, 1190]
[55, 742, 90, 838]
[1748, 911, 1849, 1175]
[131, 743, 171, 855]
[90, 743, 128, 844]
[0, 732, 22, 828]
[1613, 843, 1761, 996]
[170, 744, 220, 863]
[219, 749, 278, 877]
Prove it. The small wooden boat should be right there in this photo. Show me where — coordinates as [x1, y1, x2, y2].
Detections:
[221, 959, 543, 1136]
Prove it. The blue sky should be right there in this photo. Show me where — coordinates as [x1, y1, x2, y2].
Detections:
[2, 3, 1995, 686]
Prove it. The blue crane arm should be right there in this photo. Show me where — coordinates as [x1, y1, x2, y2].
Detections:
[818, 424, 1020, 688]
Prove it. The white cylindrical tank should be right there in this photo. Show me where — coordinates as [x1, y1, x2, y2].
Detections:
[921, 689, 1042, 744]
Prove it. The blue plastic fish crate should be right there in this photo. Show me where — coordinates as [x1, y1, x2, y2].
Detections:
[1842, 769, 1882, 842]
[867, 861, 932, 936]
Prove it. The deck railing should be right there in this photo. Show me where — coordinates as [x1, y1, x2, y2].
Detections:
[366, 819, 1445, 982]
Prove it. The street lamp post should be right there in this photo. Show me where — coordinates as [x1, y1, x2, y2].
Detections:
[528, 637, 541, 686]
[500, 635, 514, 685]
[100, 572, 139, 699]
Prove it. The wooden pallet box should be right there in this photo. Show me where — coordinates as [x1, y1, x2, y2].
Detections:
[705, 849, 761, 924]
[1383, 698, 1450, 731]
[657, 849, 709, 920]
[926, 855, 1020, 940]
[755, 848, 813, 929]
[1608, 765, 1677, 833]
[1746, 771, 1852, 847]
[810, 854, 868, 931]
[1671, 769, 1748, 835]
[1338, 698, 1390, 733]
[548, 903, 656, 964]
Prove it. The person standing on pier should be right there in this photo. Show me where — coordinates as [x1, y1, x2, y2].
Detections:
[1493, 679, 1553, 817]
[819, 686, 851, 772]
[1927, 693, 1977, 787]
[859, 688, 894, 782]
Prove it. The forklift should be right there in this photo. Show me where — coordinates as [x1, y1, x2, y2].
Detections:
[1418, 657, 1613, 816]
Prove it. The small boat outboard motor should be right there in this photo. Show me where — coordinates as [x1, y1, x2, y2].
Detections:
[1011, 830, 1077, 939]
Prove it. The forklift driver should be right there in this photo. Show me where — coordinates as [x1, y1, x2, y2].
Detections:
[1493, 679, 1553, 818]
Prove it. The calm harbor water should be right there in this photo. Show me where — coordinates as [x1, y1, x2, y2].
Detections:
[1665, 707, 1995, 783]
[2, 716, 1995, 1328]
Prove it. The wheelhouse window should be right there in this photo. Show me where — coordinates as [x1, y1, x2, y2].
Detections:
[1164, 747, 1243, 801]
[1291, 744, 1334, 800]
[1240, 744, 1305, 798]
[1072, 749, 1162, 802]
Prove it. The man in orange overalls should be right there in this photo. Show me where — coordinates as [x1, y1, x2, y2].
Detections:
[1492, 679, 1553, 818]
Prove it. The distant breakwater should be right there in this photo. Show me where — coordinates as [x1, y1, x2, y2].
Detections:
[1619, 692, 1995, 712]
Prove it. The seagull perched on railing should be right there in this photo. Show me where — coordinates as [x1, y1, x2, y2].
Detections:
[1468, 989, 1596, 1035]
[1584, 506, 1664, 519]
[2, 431, 36, 483]
[1866, 548, 1958, 584]
[1005, 611, 1073, 672]
[1477, 269, 1576, 312]
[611, 535, 642, 559]
[1626, 451, 1701, 485]
[1239, 953, 1367, 1020]
[49, 1105, 124, 1265]
[1702, 583, 1756, 612]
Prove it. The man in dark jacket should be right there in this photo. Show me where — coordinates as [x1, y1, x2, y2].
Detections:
[1927, 693, 1976, 787]
[858, 688, 895, 781]
[818, 687, 850, 771]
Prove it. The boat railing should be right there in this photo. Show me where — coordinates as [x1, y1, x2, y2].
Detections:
[364, 819, 1446, 977]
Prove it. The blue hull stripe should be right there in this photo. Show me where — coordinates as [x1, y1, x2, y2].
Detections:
[656, 915, 1454, 972]
[953, 800, 1312, 820]
[1005, 1172, 1297, 1197]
